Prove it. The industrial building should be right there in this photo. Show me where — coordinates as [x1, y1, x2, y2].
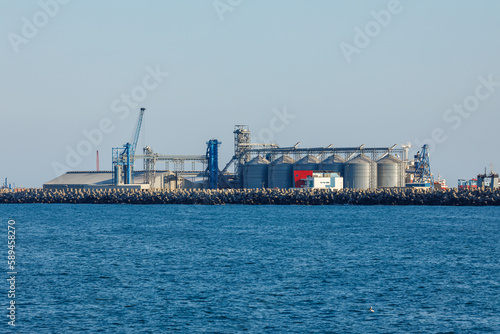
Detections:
[458, 178, 478, 190]
[477, 172, 499, 189]
[43, 170, 207, 190]
[44, 109, 436, 191]
[302, 172, 343, 190]
[228, 125, 407, 190]
[458, 167, 499, 190]
[238, 151, 404, 191]
[44, 171, 152, 190]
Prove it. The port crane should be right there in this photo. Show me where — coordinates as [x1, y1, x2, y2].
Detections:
[112, 108, 145, 185]
[411, 144, 433, 186]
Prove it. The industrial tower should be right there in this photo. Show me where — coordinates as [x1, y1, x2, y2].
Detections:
[206, 139, 221, 189]
[234, 125, 251, 178]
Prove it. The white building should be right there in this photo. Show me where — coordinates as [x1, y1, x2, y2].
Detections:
[303, 172, 343, 190]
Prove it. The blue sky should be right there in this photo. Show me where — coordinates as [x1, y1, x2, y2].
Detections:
[1, 0, 499, 187]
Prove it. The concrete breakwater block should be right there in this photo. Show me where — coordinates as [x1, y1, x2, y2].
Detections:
[1, 188, 500, 206]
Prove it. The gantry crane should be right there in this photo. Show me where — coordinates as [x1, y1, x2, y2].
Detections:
[112, 108, 145, 185]
[410, 144, 433, 186]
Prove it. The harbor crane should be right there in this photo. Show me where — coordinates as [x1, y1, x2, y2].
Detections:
[411, 144, 433, 186]
[112, 108, 145, 185]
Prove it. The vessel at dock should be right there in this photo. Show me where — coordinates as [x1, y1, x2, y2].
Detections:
[433, 173, 448, 190]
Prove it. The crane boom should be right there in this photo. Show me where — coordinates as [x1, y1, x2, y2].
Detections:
[129, 107, 145, 158]
[119, 108, 145, 161]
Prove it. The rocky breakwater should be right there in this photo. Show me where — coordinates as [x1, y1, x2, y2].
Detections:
[1, 188, 500, 205]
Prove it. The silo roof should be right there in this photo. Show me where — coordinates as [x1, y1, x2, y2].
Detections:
[321, 155, 345, 164]
[246, 156, 270, 165]
[270, 155, 295, 165]
[377, 154, 402, 163]
[347, 154, 374, 164]
[295, 155, 320, 165]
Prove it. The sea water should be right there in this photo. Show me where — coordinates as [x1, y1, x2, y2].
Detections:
[1, 204, 499, 333]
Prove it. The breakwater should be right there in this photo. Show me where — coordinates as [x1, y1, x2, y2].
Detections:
[1, 188, 500, 205]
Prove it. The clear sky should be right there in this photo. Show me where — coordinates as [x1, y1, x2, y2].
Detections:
[1, 0, 499, 188]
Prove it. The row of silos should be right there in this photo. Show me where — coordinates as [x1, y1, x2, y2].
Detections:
[242, 154, 405, 189]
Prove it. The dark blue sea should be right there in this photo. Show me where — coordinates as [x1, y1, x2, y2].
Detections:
[1, 204, 499, 333]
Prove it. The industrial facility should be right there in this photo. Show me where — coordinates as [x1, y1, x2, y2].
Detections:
[1, 178, 14, 193]
[459, 168, 499, 190]
[44, 109, 440, 191]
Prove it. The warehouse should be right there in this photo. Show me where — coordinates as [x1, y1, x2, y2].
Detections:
[43, 171, 166, 190]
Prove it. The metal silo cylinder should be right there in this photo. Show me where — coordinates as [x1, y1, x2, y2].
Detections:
[377, 155, 404, 188]
[344, 155, 377, 189]
[268, 155, 295, 188]
[243, 156, 270, 189]
[114, 165, 123, 185]
[319, 155, 345, 176]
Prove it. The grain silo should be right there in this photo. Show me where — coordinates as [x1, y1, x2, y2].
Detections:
[344, 155, 377, 189]
[268, 155, 295, 188]
[377, 155, 404, 188]
[242, 156, 270, 188]
[114, 165, 123, 185]
[319, 155, 345, 176]
[293, 155, 320, 171]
